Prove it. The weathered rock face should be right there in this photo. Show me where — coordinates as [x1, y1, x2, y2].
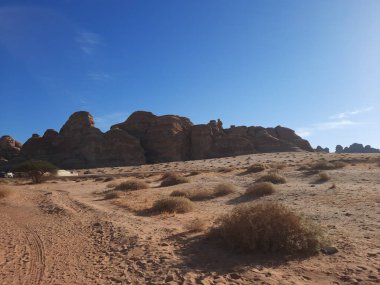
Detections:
[10, 110, 313, 168]
[316, 146, 330, 153]
[190, 122, 312, 159]
[112, 112, 193, 163]
[0, 135, 22, 160]
[20, 111, 145, 168]
[335, 143, 379, 153]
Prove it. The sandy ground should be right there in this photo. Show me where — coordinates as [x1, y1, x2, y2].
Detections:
[0, 152, 379, 285]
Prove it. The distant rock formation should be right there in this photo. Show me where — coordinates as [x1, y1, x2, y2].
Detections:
[316, 146, 330, 153]
[5, 110, 313, 169]
[0, 135, 22, 160]
[335, 143, 380, 154]
[20, 111, 145, 168]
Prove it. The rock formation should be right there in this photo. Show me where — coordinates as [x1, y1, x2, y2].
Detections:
[0, 135, 22, 160]
[316, 146, 330, 153]
[5, 110, 313, 169]
[20, 111, 145, 168]
[335, 143, 380, 154]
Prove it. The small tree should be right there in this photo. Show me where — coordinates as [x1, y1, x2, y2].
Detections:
[13, 160, 58, 183]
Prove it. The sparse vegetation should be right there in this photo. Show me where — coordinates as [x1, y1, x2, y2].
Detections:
[214, 202, 323, 254]
[245, 182, 275, 198]
[13, 160, 58, 184]
[185, 218, 207, 232]
[213, 183, 236, 197]
[257, 172, 286, 184]
[246, 163, 266, 173]
[115, 179, 148, 191]
[104, 191, 123, 200]
[217, 167, 233, 173]
[160, 173, 189, 187]
[170, 188, 214, 201]
[103, 177, 115, 182]
[317, 172, 330, 183]
[309, 160, 347, 170]
[151, 197, 194, 214]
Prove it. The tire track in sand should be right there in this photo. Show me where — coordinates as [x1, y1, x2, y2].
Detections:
[22, 226, 45, 285]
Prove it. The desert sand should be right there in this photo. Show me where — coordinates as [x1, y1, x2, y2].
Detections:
[0, 152, 379, 285]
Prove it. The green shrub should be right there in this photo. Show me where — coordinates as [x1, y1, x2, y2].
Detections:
[13, 160, 58, 184]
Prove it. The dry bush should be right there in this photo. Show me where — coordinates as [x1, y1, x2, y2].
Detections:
[115, 179, 148, 191]
[214, 202, 323, 254]
[151, 197, 194, 214]
[185, 218, 207, 232]
[106, 180, 119, 188]
[309, 160, 346, 170]
[188, 171, 201, 176]
[245, 182, 275, 198]
[217, 167, 233, 173]
[160, 172, 176, 180]
[257, 172, 286, 184]
[0, 187, 10, 199]
[269, 162, 287, 170]
[104, 177, 115, 182]
[213, 183, 236, 197]
[246, 163, 266, 173]
[104, 191, 123, 200]
[317, 172, 330, 183]
[170, 188, 214, 201]
[160, 174, 189, 187]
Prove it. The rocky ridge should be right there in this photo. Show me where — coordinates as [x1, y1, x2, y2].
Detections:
[3, 111, 313, 168]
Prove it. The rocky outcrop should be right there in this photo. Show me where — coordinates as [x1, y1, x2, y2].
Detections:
[0, 135, 22, 160]
[7, 110, 313, 169]
[316, 146, 330, 153]
[335, 143, 379, 154]
[190, 122, 312, 159]
[20, 111, 145, 168]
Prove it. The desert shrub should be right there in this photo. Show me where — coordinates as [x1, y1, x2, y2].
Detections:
[217, 167, 233, 173]
[115, 179, 148, 191]
[245, 182, 275, 198]
[213, 183, 236, 197]
[214, 202, 323, 254]
[170, 188, 214, 201]
[317, 172, 330, 183]
[160, 172, 176, 180]
[160, 173, 189, 187]
[104, 191, 123, 200]
[188, 171, 201, 176]
[151, 197, 194, 214]
[104, 177, 115, 182]
[185, 218, 207, 232]
[309, 160, 346, 170]
[12, 160, 58, 184]
[257, 172, 286, 184]
[246, 163, 266, 173]
[0, 187, 10, 199]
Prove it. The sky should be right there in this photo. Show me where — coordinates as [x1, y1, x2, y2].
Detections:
[0, 0, 379, 151]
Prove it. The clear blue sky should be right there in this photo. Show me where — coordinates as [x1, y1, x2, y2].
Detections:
[0, 0, 379, 151]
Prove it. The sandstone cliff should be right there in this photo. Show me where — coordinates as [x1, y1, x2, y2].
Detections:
[7, 110, 313, 168]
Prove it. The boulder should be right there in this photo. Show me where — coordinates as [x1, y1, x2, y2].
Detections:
[0, 135, 22, 160]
